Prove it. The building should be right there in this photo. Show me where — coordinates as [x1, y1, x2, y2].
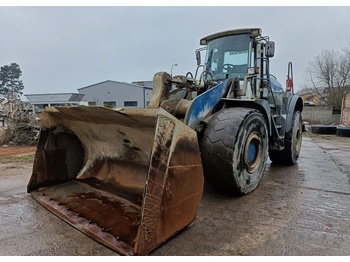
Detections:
[24, 79, 154, 115]
[298, 90, 323, 106]
[131, 80, 153, 89]
[78, 80, 153, 108]
[24, 93, 87, 115]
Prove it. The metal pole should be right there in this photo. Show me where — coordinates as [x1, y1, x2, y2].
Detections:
[171, 64, 178, 77]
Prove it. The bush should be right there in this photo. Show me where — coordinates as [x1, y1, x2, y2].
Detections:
[0, 113, 40, 146]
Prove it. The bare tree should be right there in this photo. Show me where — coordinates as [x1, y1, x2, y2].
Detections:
[301, 48, 350, 110]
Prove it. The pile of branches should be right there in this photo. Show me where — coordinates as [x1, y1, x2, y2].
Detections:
[0, 113, 41, 146]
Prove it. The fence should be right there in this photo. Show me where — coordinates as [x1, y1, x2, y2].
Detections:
[302, 106, 340, 124]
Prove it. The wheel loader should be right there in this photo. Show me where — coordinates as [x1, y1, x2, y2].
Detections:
[27, 28, 303, 255]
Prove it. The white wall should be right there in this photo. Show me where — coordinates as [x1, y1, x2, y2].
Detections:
[302, 106, 340, 125]
[78, 81, 152, 108]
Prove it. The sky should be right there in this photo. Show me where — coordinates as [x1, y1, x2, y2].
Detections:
[1, 2, 350, 101]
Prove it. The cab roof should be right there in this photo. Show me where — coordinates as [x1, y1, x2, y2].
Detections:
[200, 28, 262, 45]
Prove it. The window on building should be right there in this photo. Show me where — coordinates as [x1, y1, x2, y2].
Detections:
[124, 101, 138, 107]
[88, 101, 96, 106]
[104, 101, 116, 107]
[37, 104, 47, 109]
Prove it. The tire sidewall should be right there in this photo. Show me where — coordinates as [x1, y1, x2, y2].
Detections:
[290, 111, 302, 163]
[232, 112, 268, 194]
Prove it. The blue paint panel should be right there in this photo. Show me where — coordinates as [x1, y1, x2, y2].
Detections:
[248, 142, 256, 162]
[184, 80, 231, 129]
[270, 77, 284, 92]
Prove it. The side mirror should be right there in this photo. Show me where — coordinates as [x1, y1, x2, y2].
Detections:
[196, 51, 201, 66]
[266, 41, 275, 58]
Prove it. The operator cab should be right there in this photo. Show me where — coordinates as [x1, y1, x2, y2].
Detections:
[198, 28, 272, 84]
[203, 33, 250, 80]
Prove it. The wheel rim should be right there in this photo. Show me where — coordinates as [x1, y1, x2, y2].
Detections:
[244, 131, 263, 173]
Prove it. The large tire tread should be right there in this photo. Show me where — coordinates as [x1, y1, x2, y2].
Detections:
[311, 125, 337, 135]
[200, 107, 268, 195]
[336, 126, 350, 137]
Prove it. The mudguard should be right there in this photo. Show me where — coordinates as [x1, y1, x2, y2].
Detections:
[285, 94, 304, 133]
[184, 79, 231, 129]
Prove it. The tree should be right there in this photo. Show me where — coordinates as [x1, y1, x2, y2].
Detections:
[301, 48, 350, 110]
[0, 63, 24, 112]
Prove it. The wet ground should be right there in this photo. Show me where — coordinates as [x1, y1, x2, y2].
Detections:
[1, 132, 350, 256]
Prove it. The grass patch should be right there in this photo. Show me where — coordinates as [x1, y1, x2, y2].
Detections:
[0, 153, 35, 164]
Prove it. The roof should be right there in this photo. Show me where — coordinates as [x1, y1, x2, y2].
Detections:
[200, 28, 262, 45]
[24, 93, 85, 103]
[131, 80, 153, 89]
[78, 80, 151, 91]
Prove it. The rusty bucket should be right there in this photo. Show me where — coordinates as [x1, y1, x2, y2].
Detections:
[27, 106, 203, 255]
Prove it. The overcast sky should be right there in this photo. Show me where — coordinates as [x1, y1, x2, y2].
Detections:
[1, 4, 350, 100]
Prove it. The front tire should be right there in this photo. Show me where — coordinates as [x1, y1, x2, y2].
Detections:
[200, 108, 268, 195]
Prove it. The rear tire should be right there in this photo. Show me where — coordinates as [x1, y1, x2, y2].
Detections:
[269, 111, 302, 165]
[200, 107, 268, 195]
[311, 125, 337, 135]
[336, 126, 350, 137]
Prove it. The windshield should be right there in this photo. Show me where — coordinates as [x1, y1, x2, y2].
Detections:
[204, 34, 250, 80]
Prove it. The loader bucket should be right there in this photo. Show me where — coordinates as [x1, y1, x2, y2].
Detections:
[27, 106, 203, 256]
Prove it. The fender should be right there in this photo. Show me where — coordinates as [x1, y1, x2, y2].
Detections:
[184, 79, 231, 129]
[285, 94, 304, 133]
